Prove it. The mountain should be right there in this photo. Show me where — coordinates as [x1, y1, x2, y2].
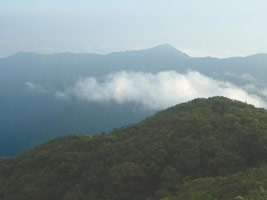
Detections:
[1, 44, 267, 157]
[0, 97, 266, 200]
[106, 44, 190, 62]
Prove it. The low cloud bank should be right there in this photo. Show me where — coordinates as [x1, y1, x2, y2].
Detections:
[67, 70, 267, 110]
[26, 70, 267, 110]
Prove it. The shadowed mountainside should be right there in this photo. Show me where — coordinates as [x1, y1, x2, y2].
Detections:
[0, 44, 267, 157]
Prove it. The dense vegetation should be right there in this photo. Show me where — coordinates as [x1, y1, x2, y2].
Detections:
[0, 97, 266, 199]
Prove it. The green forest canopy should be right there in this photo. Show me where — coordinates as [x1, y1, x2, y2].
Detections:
[0, 97, 266, 200]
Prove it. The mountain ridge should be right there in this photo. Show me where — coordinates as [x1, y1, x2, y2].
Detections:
[1, 43, 267, 157]
[3, 44, 267, 60]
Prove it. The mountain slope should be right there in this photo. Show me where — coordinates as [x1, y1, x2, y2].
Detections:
[0, 97, 266, 200]
[1, 44, 267, 157]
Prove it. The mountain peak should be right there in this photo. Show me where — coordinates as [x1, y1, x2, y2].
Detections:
[141, 44, 190, 59]
[106, 44, 190, 59]
[150, 43, 177, 50]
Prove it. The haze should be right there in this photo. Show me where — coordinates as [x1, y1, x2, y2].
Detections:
[1, 0, 267, 58]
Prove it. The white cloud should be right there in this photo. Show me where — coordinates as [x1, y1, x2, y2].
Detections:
[25, 82, 47, 93]
[54, 91, 69, 100]
[261, 89, 267, 97]
[67, 70, 267, 110]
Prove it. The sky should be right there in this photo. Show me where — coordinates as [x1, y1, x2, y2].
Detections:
[1, 0, 267, 58]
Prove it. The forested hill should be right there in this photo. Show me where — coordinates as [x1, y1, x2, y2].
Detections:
[1, 44, 267, 157]
[0, 97, 266, 200]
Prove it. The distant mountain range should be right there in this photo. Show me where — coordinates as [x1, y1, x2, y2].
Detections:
[0, 97, 266, 200]
[0, 44, 267, 157]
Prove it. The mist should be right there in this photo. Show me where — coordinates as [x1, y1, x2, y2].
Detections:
[61, 70, 267, 110]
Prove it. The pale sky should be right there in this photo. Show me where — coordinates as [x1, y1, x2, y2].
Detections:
[1, 0, 267, 58]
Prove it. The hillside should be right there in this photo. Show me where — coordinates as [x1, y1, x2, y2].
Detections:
[0, 97, 266, 200]
[1, 45, 267, 157]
